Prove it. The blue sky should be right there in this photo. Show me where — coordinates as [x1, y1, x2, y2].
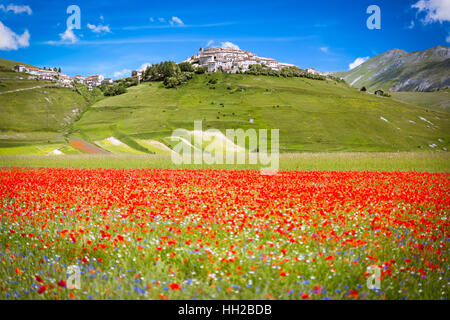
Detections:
[0, 0, 449, 78]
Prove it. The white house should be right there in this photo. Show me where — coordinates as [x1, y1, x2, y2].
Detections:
[131, 70, 143, 81]
[85, 75, 104, 87]
[102, 78, 113, 84]
[71, 75, 85, 84]
[306, 68, 324, 76]
[195, 46, 297, 73]
[13, 65, 28, 73]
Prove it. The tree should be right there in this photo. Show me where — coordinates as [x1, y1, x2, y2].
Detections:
[58, 67, 62, 73]
[103, 83, 127, 96]
[164, 77, 180, 88]
[160, 61, 181, 79]
[179, 62, 194, 73]
[195, 66, 206, 74]
[360, 86, 367, 92]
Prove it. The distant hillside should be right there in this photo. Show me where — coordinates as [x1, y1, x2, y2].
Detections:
[70, 73, 449, 153]
[0, 58, 37, 70]
[391, 90, 450, 113]
[0, 58, 41, 93]
[1, 68, 449, 155]
[0, 59, 103, 154]
[335, 46, 450, 92]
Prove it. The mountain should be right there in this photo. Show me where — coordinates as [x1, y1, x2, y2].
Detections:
[335, 46, 450, 92]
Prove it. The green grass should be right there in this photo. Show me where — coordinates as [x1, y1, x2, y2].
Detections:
[0, 58, 37, 70]
[0, 87, 89, 137]
[0, 58, 50, 93]
[0, 143, 81, 155]
[0, 152, 448, 172]
[73, 74, 450, 153]
[94, 137, 147, 154]
[391, 91, 450, 113]
[0, 58, 105, 151]
[1, 70, 449, 155]
[0, 79, 44, 92]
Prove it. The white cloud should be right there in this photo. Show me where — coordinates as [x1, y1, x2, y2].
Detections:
[139, 63, 151, 71]
[349, 56, 370, 70]
[221, 41, 240, 50]
[150, 17, 154, 22]
[320, 46, 329, 53]
[59, 27, 78, 43]
[412, 0, 450, 24]
[158, 17, 165, 23]
[407, 20, 415, 29]
[447, 33, 450, 43]
[207, 40, 214, 46]
[0, 21, 30, 50]
[113, 69, 131, 78]
[170, 16, 184, 26]
[0, 4, 32, 15]
[87, 23, 111, 34]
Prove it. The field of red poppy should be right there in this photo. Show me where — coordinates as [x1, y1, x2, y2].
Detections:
[0, 167, 448, 300]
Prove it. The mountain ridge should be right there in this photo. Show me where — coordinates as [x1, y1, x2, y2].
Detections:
[335, 46, 450, 92]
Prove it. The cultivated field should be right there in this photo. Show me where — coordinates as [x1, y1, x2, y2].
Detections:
[0, 152, 449, 172]
[0, 167, 448, 300]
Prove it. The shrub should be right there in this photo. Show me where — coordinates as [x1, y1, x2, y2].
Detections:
[195, 67, 206, 74]
[179, 62, 195, 73]
[103, 84, 127, 96]
[164, 77, 180, 88]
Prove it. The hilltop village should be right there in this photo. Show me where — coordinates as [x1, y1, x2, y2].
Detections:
[131, 47, 325, 80]
[12, 46, 326, 88]
[12, 65, 113, 90]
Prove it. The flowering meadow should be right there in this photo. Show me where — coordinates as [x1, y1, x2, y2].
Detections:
[0, 168, 448, 300]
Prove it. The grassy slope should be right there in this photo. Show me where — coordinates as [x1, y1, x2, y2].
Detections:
[391, 91, 450, 113]
[0, 57, 104, 154]
[0, 58, 36, 69]
[73, 73, 450, 152]
[0, 58, 40, 92]
[335, 46, 450, 92]
[0, 87, 90, 149]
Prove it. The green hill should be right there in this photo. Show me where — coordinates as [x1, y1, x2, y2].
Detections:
[0, 58, 41, 93]
[1, 70, 449, 155]
[335, 46, 450, 92]
[0, 58, 37, 70]
[71, 73, 449, 153]
[0, 59, 103, 154]
[391, 90, 450, 113]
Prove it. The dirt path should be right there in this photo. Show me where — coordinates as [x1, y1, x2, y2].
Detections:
[70, 138, 110, 154]
[0, 86, 44, 95]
